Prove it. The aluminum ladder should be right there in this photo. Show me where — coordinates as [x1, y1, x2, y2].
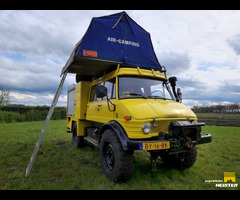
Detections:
[25, 71, 67, 177]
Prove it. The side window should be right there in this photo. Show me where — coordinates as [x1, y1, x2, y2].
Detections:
[90, 84, 98, 102]
[89, 78, 116, 102]
[103, 78, 116, 100]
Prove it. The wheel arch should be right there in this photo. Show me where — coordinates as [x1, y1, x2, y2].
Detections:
[99, 120, 130, 150]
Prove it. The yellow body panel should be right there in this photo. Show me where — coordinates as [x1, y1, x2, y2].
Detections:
[67, 66, 197, 139]
[91, 66, 167, 86]
[120, 99, 196, 120]
[67, 117, 92, 136]
[67, 81, 91, 136]
[114, 99, 196, 139]
[76, 120, 92, 136]
[117, 67, 167, 80]
[75, 81, 91, 119]
[86, 99, 116, 123]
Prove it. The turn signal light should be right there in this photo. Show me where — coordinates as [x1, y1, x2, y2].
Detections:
[123, 116, 131, 120]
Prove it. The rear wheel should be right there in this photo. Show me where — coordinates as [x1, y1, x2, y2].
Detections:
[100, 129, 134, 182]
[72, 122, 84, 148]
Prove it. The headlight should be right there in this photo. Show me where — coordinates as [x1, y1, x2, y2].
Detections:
[142, 123, 151, 134]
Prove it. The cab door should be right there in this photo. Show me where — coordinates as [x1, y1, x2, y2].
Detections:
[86, 78, 116, 123]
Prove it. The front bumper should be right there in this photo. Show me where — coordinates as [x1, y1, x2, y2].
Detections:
[126, 120, 212, 151]
[106, 120, 212, 151]
[197, 133, 212, 144]
[127, 139, 169, 150]
[126, 133, 212, 151]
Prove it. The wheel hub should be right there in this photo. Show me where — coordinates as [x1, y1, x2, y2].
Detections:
[105, 143, 114, 170]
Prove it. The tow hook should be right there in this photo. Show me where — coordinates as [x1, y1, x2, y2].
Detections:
[149, 151, 158, 172]
[186, 137, 193, 149]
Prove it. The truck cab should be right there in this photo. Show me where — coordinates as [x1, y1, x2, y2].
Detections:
[67, 64, 211, 182]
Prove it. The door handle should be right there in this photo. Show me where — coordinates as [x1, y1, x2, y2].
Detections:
[97, 104, 102, 111]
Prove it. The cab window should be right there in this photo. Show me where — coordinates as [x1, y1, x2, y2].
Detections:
[90, 84, 98, 101]
[90, 78, 116, 102]
[103, 78, 116, 100]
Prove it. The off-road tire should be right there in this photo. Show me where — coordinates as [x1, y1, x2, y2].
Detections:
[72, 122, 84, 148]
[160, 146, 197, 169]
[100, 129, 134, 182]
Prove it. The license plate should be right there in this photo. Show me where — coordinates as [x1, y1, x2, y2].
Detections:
[139, 141, 170, 150]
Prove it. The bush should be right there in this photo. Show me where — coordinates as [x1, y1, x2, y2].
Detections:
[0, 105, 66, 123]
[23, 109, 48, 122]
[0, 111, 22, 123]
[52, 107, 66, 120]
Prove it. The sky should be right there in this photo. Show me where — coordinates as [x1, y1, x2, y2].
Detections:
[0, 10, 240, 108]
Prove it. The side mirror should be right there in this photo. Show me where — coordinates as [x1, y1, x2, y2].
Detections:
[96, 85, 107, 98]
[177, 88, 182, 103]
[95, 84, 116, 112]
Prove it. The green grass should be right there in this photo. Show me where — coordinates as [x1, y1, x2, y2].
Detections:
[0, 120, 239, 190]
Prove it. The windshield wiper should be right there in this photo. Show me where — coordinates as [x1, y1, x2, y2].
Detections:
[147, 95, 166, 100]
[129, 93, 147, 99]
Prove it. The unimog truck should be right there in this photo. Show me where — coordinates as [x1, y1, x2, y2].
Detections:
[63, 12, 212, 182]
[66, 64, 211, 182]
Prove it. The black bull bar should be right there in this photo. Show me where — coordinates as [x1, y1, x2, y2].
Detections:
[169, 121, 212, 145]
[111, 120, 212, 151]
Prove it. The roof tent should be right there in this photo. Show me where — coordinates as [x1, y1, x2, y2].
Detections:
[61, 11, 161, 77]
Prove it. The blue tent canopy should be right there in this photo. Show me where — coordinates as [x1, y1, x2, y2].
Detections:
[61, 11, 161, 76]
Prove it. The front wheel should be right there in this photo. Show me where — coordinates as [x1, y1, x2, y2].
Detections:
[100, 129, 134, 182]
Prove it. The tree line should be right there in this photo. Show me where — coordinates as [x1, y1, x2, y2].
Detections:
[0, 104, 66, 123]
[192, 103, 240, 113]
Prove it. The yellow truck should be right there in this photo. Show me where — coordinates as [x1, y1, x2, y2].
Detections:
[66, 64, 211, 182]
[25, 12, 211, 180]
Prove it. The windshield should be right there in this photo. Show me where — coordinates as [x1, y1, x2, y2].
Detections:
[118, 76, 173, 100]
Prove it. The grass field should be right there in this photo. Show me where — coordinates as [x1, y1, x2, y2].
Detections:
[0, 120, 239, 190]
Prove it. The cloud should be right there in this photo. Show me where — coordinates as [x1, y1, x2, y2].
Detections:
[0, 52, 75, 106]
[0, 13, 73, 63]
[158, 52, 191, 75]
[0, 54, 60, 92]
[1, 10, 240, 108]
[177, 77, 207, 103]
[221, 80, 240, 100]
[227, 34, 240, 55]
[180, 78, 240, 107]
[10, 91, 67, 106]
[0, 10, 92, 106]
[225, 81, 240, 93]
